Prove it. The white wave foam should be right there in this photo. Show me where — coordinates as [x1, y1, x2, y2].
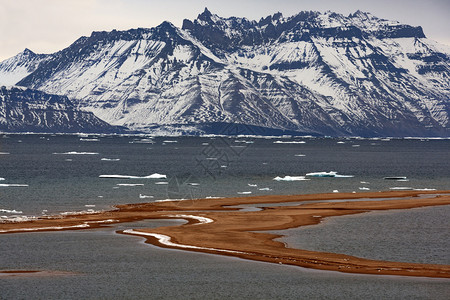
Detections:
[117, 183, 144, 187]
[294, 154, 306, 157]
[0, 152, 10, 155]
[101, 158, 120, 161]
[248, 184, 257, 187]
[237, 191, 252, 194]
[359, 187, 370, 191]
[122, 230, 246, 254]
[258, 187, 272, 191]
[79, 138, 99, 142]
[389, 187, 413, 190]
[413, 188, 437, 191]
[53, 152, 99, 155]
[0, 178, 5, 181]
[0, 184, 29, 187]
[155, 182, 169, 185]
[273, 176, 309, 181]
[99, 173, 166, 179]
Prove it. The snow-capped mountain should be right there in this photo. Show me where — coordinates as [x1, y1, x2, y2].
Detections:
[1, 8, 449, 136]
[0, 86, 119, 133]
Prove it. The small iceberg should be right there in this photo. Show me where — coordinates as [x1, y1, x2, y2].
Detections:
[273, 176, 309, 181]
[306, 171, 354, 178]
[99, 173, 166, 179]
[384, 176, 407, 180]
[53, 151, 99, 155]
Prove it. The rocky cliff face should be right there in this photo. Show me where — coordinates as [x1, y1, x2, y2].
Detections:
[1, 9, 449, 136]
[0, 86, 120, 133]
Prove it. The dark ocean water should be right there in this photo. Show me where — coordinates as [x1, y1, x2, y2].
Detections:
[0, 134, 449, 299]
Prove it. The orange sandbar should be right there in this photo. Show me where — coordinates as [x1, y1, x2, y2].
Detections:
[1, 190, 450, 278]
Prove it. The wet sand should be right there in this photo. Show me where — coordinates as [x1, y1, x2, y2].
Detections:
[1, 190, 450, 278]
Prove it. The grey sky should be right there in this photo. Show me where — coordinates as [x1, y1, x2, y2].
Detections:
[1, 0, 449, 61]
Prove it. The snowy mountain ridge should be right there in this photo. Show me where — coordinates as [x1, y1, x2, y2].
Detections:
[1, 8, 449, 136]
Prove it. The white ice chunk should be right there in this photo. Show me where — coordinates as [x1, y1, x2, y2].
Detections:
[306, 171, 354, 178]
[53, 152, 99, 155]
[273, 141, 306, 144]
[273, 176, 309, 181]
[99, 173, 167, 179]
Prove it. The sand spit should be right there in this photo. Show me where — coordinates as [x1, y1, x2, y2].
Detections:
[1, 190, 450, 278]
[0, 270, 77, 277]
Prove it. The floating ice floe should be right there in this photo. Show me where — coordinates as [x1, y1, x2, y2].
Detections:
[305, 171, 354, 178]
[0, 209, 23, 214]
[129, 138, 154, 144]
[117, 183, 144, 187]
[333, 190, 339, 193]
[122, 230, 247, 254]
[273, 141, 305, 144]
[53, 152, 99, 155]
[384, 176, 407, 180]
[273, 176, 309, 181]
[0, 184, 29, 187]
[99, 173, 167, 179]
[101, 158, 120, 161]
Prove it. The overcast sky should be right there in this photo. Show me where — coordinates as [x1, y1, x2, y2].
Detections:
[1, 0, 449, 61]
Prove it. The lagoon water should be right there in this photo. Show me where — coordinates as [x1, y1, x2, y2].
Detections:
[0, 134, 449, 299]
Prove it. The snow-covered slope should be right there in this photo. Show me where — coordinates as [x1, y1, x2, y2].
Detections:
[0, 86, 120, 133]
[1, 9, 449, 136]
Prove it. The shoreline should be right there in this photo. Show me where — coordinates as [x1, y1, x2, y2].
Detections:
[1, 190, 450, 278]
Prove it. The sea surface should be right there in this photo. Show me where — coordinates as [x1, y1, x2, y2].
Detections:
[0, 134, 449, 299]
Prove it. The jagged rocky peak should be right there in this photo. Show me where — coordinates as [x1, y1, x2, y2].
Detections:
[0, 86, 121, 133]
